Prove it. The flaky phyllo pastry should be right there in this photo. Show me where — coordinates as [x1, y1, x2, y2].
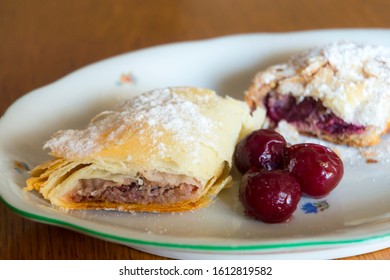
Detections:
[246, 41, 390, 147]
[26, 87, 264, 212]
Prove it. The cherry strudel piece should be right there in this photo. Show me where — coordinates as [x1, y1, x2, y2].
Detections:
[246, 41, 390, 146]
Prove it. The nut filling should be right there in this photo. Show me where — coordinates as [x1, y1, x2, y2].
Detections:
[68, 177, 200, 205]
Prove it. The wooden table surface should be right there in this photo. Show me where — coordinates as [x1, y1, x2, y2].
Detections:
[1, 0, 390, 260]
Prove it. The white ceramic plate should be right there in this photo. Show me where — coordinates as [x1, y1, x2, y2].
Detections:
[2, 29, 390, 260]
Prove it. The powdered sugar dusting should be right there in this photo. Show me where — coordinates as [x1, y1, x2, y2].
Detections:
[44, 114, 118, 158]
[325, 42, 390, 81]
[131, 88, 213, 144]
[291, 41, 390, 83]
[45, 87, 214, 159]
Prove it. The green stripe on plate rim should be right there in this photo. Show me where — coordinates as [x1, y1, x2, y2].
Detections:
[2, 196, 390, 252]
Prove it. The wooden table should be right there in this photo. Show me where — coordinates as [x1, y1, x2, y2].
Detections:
[1, 0, 390, 260]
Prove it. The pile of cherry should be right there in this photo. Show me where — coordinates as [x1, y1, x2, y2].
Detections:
[234, 129, 344, 223]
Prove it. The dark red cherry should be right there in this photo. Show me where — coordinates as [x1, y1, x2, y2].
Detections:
[234, 129, 287, 173]
[239, 169, 302, 223]
[286, 143, 344, 197]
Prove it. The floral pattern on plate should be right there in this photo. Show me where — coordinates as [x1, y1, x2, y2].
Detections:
[301, 200, 329, 214]
[117, 72, 136, 86]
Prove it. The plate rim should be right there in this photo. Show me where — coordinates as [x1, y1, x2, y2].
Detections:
[3, 195, 390, 252]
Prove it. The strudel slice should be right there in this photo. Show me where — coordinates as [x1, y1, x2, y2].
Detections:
[26, 87, 264, 212]
[246, 41, 390, 146]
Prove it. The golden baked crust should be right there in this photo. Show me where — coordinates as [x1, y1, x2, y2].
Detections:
[246, 41, 390, 147]
[26, 87, 264, 212]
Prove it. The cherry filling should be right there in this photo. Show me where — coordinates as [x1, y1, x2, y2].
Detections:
[264, 92, 365, 135]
